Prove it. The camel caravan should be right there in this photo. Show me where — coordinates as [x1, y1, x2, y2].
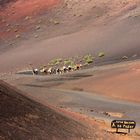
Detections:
[28, 53, 105, 76]
[31, 64, 82, 75]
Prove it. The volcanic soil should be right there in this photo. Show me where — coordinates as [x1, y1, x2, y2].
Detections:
[0, 0, 140, 140]
[0, 80, 96, 140]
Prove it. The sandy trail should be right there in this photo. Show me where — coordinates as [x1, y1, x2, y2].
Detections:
[17, 86, 140, 128]
[46, 88, 140, 129]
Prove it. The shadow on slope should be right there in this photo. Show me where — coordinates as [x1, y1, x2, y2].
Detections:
[0, 80, 94, 140]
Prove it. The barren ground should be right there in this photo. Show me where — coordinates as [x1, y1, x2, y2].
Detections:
[2, 60, 140, 140]
[0, 80, 96, 140]
[0, 0, 140, 140]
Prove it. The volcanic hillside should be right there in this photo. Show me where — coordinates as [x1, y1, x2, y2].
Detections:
[0, 80, 96, 140]
[0, 0, 140, 72]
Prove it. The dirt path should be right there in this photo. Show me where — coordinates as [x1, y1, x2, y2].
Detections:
[9, 83, 140, 131]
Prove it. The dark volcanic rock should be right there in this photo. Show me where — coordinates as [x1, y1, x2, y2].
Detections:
[0, 80, 93, 140]
[0, 0, 17, 7]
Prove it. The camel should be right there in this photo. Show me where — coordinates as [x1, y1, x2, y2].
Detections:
[33, 68, 39, 75]
[40, 66, 48, 74]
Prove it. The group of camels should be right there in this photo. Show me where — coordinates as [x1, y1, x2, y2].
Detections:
[32, 64, 82, 75]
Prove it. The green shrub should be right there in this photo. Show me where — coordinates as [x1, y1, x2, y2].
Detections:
[54, 20, 60, 25]
[83, 54, 94, 64]
[49, 19, 60, 25]
[49, 58, 62, 66]
[64, 59, 74, 66]
[98, 52, 105, 57]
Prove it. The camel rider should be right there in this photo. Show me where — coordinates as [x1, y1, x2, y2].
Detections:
[40, 66, 47, 74]
[68, 65, 72, 71]
[33, 68, 39, 75]
[63, 66, 67, 73]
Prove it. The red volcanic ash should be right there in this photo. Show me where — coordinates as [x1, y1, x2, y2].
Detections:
[0, 0, 60, 21]
[0, 0, 60, 46]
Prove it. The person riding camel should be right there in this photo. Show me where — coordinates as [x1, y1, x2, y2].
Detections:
[63, 66, 67, 73]
[33, 68, 39, 75]
[40, 66, 47, 74]
[75, 64, 82, 70]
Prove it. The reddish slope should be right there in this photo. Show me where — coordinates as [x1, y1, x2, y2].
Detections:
[0, 0, 59, 20]
[0, 0, 60, 48]
[0, 0, 138, 48]
[57, 60, 140, 103]
[0, 0, 140, 73]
